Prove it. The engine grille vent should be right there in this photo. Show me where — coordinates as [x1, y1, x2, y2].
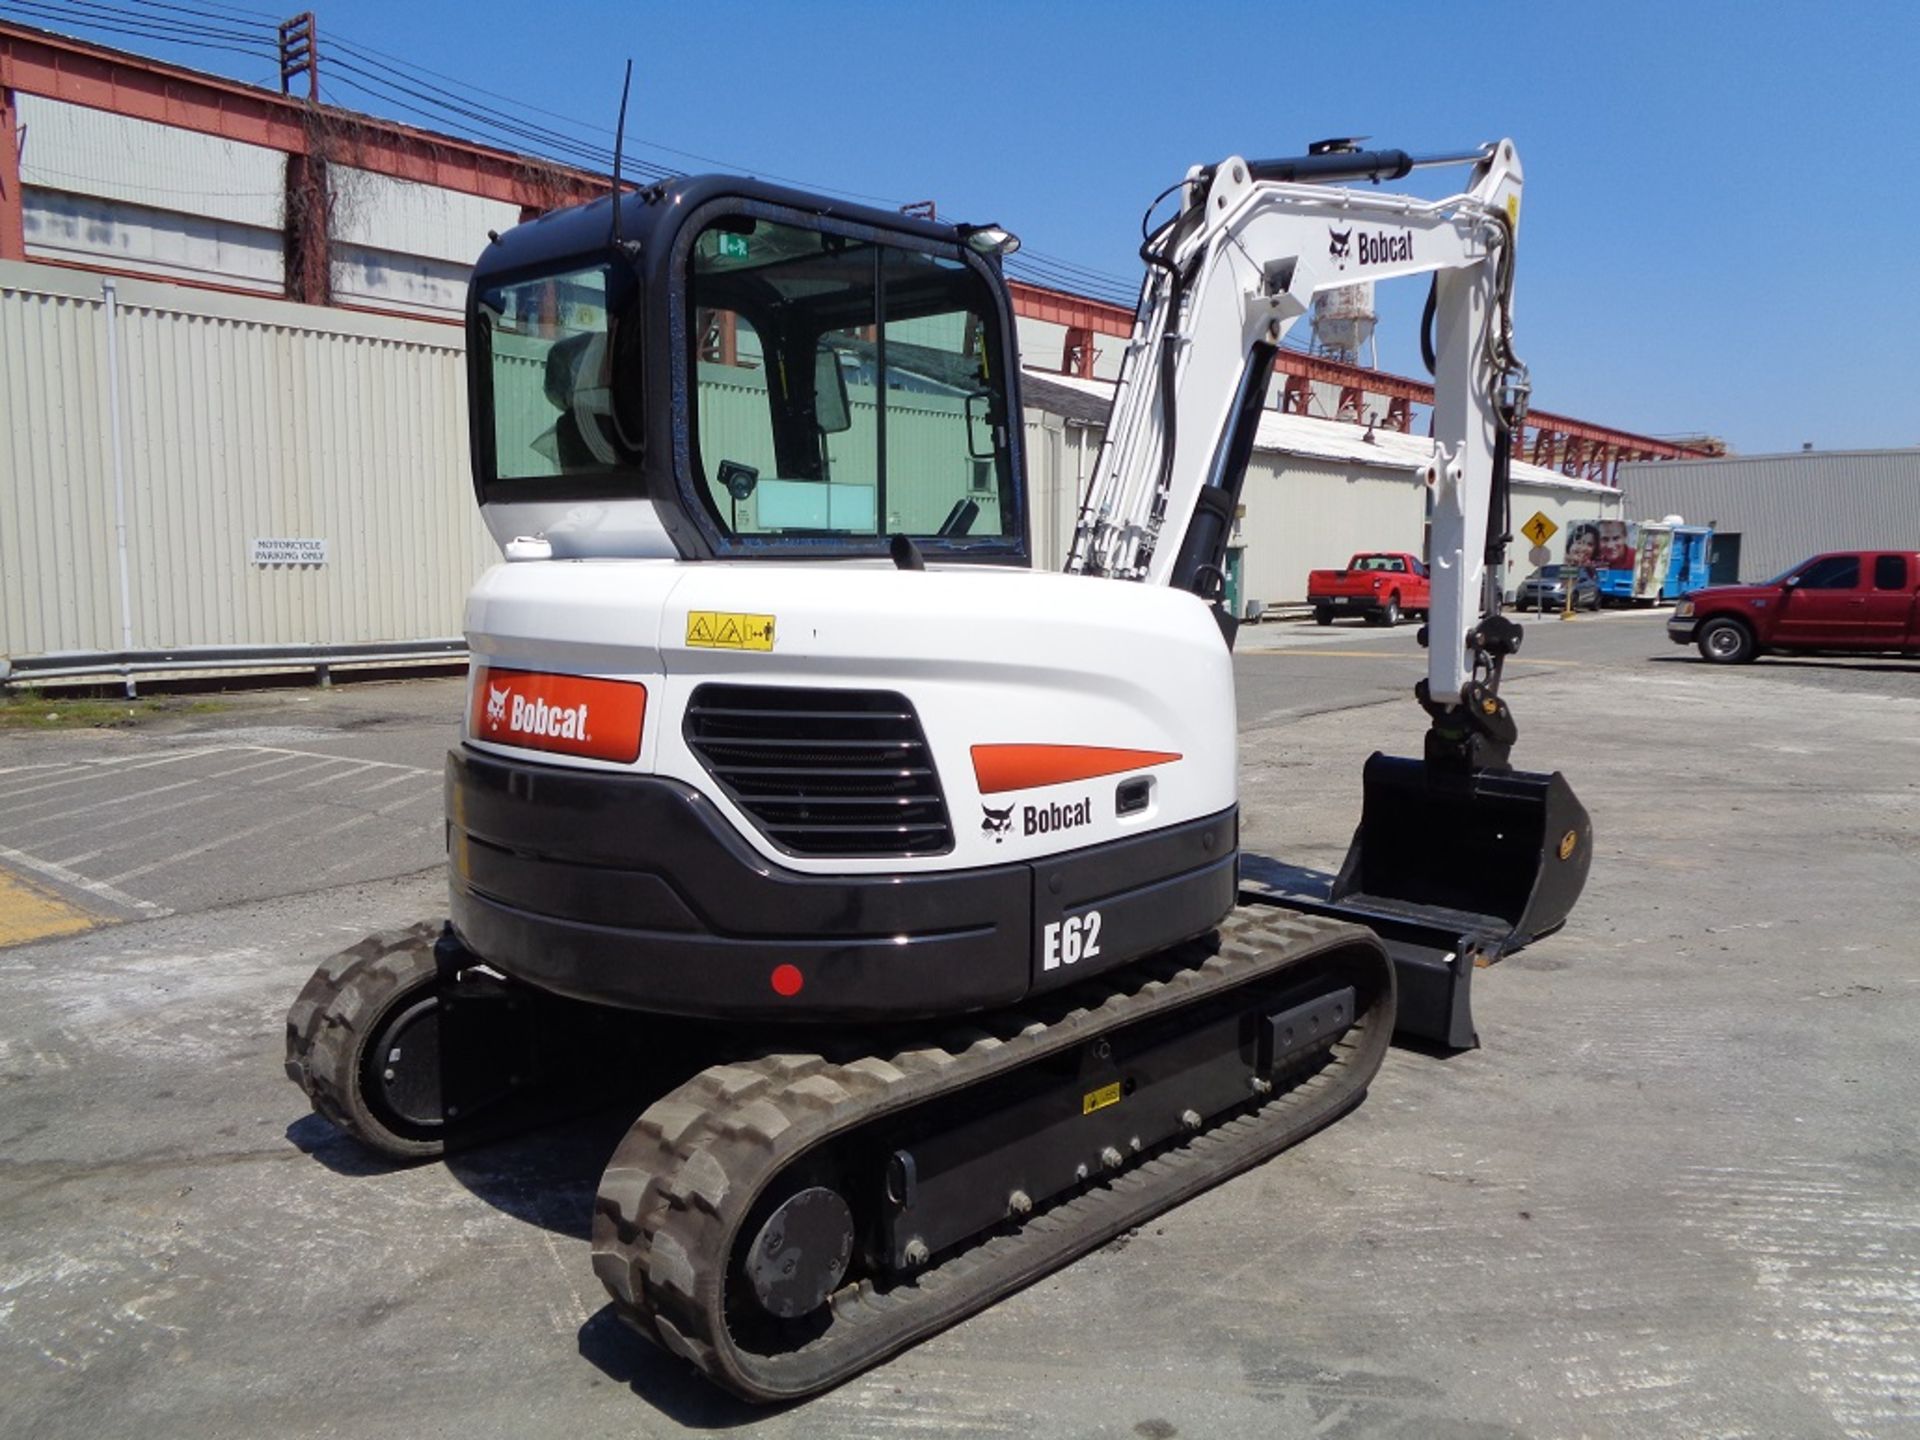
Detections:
[684, 685, 953, 858]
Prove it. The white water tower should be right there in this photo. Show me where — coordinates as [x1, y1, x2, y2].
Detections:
[1310, 282, 1377, 366]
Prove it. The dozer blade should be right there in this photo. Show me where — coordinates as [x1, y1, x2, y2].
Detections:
[1244, 752, 1592, 1051]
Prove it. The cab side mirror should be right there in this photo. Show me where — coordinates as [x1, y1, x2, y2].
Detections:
[1782, 574, 1801, 588]
[815, 344, 852, 435]
[965, 390, 999, 459]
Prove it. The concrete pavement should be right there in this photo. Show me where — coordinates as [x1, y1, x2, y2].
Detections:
[2, 614, 1916, 1439]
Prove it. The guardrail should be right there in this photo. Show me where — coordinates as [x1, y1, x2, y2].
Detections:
[0, 639, 467, 692]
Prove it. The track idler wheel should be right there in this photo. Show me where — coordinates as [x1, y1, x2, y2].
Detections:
[285, 922, 453, 1159]
[741, 1186, 855, 1321]
[285, 922, 586, 1161]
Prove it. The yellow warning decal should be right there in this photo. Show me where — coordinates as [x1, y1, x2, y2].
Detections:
[1505, 193, 1521, 227]
[686, 611, 776, 652]
[1082, 1081, 1122, 1116]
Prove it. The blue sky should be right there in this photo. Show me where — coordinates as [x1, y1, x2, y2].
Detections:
[16, 0, 1918, 452]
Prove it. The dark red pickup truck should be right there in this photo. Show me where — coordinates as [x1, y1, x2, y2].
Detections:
[1306, 552, 1431, 626]
[1668, 550, 1920, 663]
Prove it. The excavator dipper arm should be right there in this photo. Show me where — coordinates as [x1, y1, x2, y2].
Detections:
[1069, 141, 1590, 1044]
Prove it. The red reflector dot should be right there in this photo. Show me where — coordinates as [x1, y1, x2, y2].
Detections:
[770, 963, 804, 997]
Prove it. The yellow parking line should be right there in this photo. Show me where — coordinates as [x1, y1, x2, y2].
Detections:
[0, 865, 101, 948]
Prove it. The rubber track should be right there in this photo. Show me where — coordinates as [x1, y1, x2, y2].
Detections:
[590, 903, 1394, 1401]
[284, 921, 444, 1157]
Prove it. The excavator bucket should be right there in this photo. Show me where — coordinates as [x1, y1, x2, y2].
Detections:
[1249, 752, 1591, 1050]
[1316, 752, 1591, 1048]
[1333, 753, 1593, 947]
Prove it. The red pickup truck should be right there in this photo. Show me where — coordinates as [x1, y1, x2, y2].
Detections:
[1306, 552, 1430, 626]
[1668, 550, 1920, 663]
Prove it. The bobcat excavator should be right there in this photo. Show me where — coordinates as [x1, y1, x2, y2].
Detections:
[286, 138, 1590, 1401]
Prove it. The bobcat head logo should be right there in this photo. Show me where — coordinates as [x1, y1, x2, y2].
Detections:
[980, 802, 1015, 843]
[485, 684, 510, 727]
[1328, 227, 1352, 267]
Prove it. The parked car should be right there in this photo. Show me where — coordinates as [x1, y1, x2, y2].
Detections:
[1667, 550, 1920, 663]
[1514, 565, 1600, 613]
[1306, 552, 1430, 626]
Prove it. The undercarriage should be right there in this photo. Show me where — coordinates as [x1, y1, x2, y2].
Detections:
[285, 903, 1392, 1400]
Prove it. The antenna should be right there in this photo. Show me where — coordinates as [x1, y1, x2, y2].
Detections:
[610, 59, 633, 244]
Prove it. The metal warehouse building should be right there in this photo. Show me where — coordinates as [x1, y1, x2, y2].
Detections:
[0, 20, 1694, 684]
[1023, 371, 1623, 607]
[1619, 449, 1920, 584]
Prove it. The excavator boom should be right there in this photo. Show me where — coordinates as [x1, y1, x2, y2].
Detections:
[1070, 140, 1590, 1044]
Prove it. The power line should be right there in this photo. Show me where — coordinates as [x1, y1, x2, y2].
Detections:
[1004, 254, 1137, 307]
[3, 0, 274, 48]
[131, 0, 279, 31]
[1007, 255, 1133, 294]
[0, 0, 277, 57]
[320, 33, 910, 205]
[14, 0, 1142, 309]
[152, 0, 282, 18]
[323, 58, 676, 180]
[1013, 247, 1136, 290]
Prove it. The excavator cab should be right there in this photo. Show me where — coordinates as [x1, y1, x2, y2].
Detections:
[465, 177, 1030, 568]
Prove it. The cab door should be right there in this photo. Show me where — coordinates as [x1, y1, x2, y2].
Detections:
[1773, 554, 1868, 648]
[1861, 554, 1918, 649]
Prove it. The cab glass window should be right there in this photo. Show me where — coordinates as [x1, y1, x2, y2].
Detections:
[688, 218, 1013, 542]
[1796, 555, 1860, 590]
[476, 264, 640, 487]
[1873, 554, 1908, 590]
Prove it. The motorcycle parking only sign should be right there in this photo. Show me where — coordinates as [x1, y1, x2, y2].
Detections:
[250, 538, 329, 566]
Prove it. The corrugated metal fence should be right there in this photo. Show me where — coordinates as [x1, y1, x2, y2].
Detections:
[3, 254, 1654, 673]
[1, 260, 496, 667]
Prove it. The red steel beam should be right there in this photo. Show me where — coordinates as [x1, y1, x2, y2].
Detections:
[0, 83, 22, 260]
[0, 21, 601, 210]
[1274, 348, 1700, 458]
[1006, 280, 1708, 467]
[1008, 279, 1133, 336]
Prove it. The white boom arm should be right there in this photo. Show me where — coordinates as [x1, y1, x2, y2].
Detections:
[1068, 141, 1527, 710]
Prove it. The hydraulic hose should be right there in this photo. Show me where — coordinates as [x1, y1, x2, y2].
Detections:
[1136, 183, 1195, 558]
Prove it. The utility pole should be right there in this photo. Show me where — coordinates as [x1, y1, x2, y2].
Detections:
[278, 12, 319, 101]
[278, 12, 330, 304]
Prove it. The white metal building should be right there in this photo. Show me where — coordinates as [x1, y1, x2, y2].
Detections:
[13, 91, 524, 318]
[1619, 449, 1920, 583]
[1022, 371, 1624, 605]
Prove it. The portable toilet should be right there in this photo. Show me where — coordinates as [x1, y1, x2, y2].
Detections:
[1628, 522, 1675, 603]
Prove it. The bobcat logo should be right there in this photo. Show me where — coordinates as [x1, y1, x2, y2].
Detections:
[485, 684, 510, 728]
[980, 802, 1015, 843]
[1328, 227, 1352, 268]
